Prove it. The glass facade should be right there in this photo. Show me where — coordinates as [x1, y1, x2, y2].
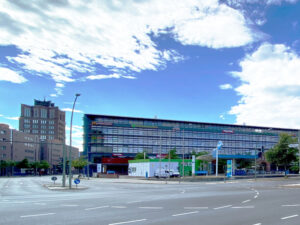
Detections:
[83, 114, 298, 160]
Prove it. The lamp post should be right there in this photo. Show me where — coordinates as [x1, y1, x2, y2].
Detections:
[69, 93, 80, 189]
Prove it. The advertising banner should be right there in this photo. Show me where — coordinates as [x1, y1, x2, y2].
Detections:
[226, 160, 232, 178]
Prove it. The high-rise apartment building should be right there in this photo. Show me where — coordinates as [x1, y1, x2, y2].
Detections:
[19, 100, 65, 141]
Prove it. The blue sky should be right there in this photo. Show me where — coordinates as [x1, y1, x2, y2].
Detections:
[1, 0, 300, 151]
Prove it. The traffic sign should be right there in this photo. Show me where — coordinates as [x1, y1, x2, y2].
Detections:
[51, 176, 57, 185]
[74, 178, 80, 185]
[217, 141, 223, 150]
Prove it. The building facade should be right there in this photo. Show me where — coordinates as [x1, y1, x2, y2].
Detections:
[19, 99, 66, 142]
[0, 123, 40, 162]
[83, 114, 298, 174]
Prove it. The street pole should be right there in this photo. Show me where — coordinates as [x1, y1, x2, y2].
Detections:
[255, 149, 257, 181]
[182, 129, 185, 178]
[298, 130, 300, 175]
[168, 130, 171, 177]
[62, 140, 66, 187]
[159, 130, 162, 178]
[69, 93, 80, 189]
[216, 148, 218, 177]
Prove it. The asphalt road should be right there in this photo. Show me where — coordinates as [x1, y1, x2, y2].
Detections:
[0, 176, 300, 225]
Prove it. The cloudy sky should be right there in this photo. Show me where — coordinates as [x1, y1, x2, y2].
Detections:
[1, 0, 300, 151]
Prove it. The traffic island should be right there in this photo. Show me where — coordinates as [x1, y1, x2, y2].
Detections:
[43, 184, 88, 191]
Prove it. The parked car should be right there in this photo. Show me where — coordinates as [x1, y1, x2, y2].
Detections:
[154, 169, 180, 178]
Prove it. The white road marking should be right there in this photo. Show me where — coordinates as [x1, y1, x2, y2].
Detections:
[254, 195, 258, 199]
[127, 201, 142, 204]
[242, 200, 251, 203]
[253, 223, 261, 225]
[109, 219, 147, 225]
[214, 205, 232, 210]
[282, 204, 300, 207]
[205, 182, 217, 185]
[139, 207, 163, 209]
[111, 206, 127, 209]
[184, 207, 208, 209]
[21, 213, 56, 218]
[61, 204, 78, 207]
[34, 203, 46, 205]
[281, 214, 298, 220]
[181, 190, 186, 194]
[232, 206, 254, 209]
[85, 206, 109, 211]
[172, 211, 199, 217]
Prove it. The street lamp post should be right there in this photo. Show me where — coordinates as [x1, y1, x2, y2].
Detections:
[69, 93, 80, 189]
[298, 130, 300, 175]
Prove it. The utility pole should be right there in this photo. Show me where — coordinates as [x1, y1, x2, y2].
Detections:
[62, 140, 66, 187]
[298, 130, 300, 175]
[159, 130, 162, 178]
[254, 149, 257, 181]
[182, 129, 185, 178]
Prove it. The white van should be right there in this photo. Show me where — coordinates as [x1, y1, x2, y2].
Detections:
[154, 169, 180, 178]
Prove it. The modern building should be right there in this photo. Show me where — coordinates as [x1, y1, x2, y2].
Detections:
[19, 99, 66, 142]
[0, 123, 40, 162]
[83, 114, 298, 174]
[40, 139, 79, 172]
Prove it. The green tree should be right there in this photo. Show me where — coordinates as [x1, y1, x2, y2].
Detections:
[266, 133, 298, 175]
[135, 151, 149, 159]
[30, 162, 40, 175]
[39, 160, 50, 174]
[16, 158, 29, 169]
[6, 161, 16, 176]
[0, 160, 8, 176]
[72, 157, 88, 173]
[165, 148, 179, 159]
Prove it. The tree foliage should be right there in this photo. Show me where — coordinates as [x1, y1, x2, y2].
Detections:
[135, 151, 149, 159]
[72, 157, 88, 170]
[165, 148, 179, 159]
[16, 159, 29, 169]
[266, 133, 298, 172]
[39, 160, 50, 170]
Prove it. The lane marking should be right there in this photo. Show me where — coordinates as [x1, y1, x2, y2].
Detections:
[85, 206, 109, 211]
[281, 214, 298, 220]
[242, 200, 251, 203]
[184, 207, 208, 209]
[205, 182, 217, 185]
[253, 223, 261, 225]
[21, 213, 56, 218]
[172, 211, 199, 217]
[34, 203, 46, 205]
[127, 201, 142, 204]
[214, 205, 232, 210]
[254, 195, 258, 199]
[109, 219, 147, 225]
[111, 206, 127, 209]
[181, 190, 186, 194]
[282, 204, 300, 207]
[139, 207, 163, 209]
[61, 204, 79, 207]
[232, 206, 254, 209]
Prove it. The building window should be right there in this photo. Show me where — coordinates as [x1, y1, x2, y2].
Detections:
[40, 109, 47, 118]
[40, 135, 46, 140]
[49, 120, 54, 125]
[41, 120, 47, 124]
[32, 130, 39, 134]
[24, 124, 30, 129]
[34, 108, 39, 117]
[32, 124, 38, 129]
[1, 146, 6, 150]
[49, 136, 54, 140]
[41, 125, 46, 129]
[0, 130, 5, 134]
[49, 126, 54, 129]
[33, 120, 39, 124]
[41, 130, 46, 134]
[24, 119, 30, 123]
[24, 107, 31, 117]
[49, 109, 55, 119]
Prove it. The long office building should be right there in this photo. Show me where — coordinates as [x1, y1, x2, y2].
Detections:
[83, 114, 298, 174]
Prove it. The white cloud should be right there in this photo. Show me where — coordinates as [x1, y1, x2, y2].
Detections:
[0, 0, 259, 90]
[86, 73, 136, 80]
[219, 84, 233, 90]
[4, 116, 19, 121]
[62, 108, 83, 113]
[0, 67, 27, 83]
[229, 43, 300, 129]
[220, 114, 225, 120]
[65, 125, 83, 152]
